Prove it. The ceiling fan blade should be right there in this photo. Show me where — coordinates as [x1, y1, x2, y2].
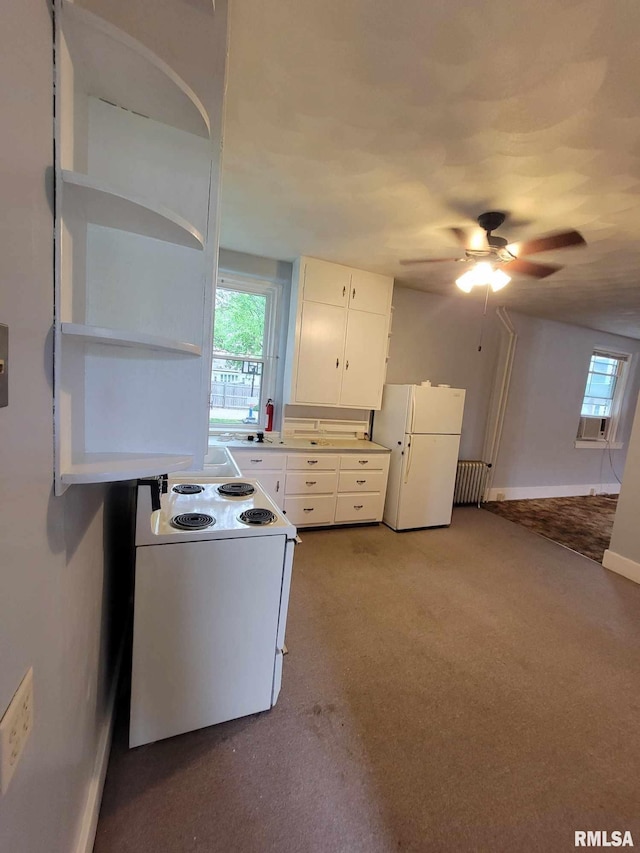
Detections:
[449, 227, 470, 247]
[517, 230, 586, 256]
[505, 258, 562, 279]
[400, 256, 461, 265]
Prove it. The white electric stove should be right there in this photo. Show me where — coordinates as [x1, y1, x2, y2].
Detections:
[131, 475, 297, 748]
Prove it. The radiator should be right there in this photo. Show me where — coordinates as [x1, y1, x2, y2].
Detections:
[453, 460, 491, 507]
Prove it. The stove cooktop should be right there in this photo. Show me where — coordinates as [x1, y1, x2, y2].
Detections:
[217, 482, 255, 498]
[136, 476, 295, 545]
[238, 508, 277, 526]
[172, 483, 205, 495]
[170, 512, 215, 531]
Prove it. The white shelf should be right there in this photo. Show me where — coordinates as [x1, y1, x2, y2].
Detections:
[61, 323, 202, 355]
[62, 170, 205, 250]
[62, 0, 210, 138]
[61, 452, 194, 485]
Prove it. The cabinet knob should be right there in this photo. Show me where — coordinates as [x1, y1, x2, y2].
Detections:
[276, 480, 280, 492]
[352, 288, 356, 300]
[250, 458, 262, 463]
[306, 480, 317, 486]
[358, 459, 369, 464]
[356, 479, 366, 484]
[354, 504, 363, 510]
[336, 358, 339, 368]
[307, 459, 318, 465]
[345, 360, 349, 370]
[342, 285, 346, 297]
[303, 507, 314, 512]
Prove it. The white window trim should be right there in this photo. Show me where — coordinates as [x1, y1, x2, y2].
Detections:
[209, 272, 282, 435]
[574, 348, 631, 449]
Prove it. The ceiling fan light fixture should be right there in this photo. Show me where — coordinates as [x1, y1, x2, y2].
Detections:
[456, 261, 511, 293]
[455, 269, 476, 292]
[490, 269, 511, 291]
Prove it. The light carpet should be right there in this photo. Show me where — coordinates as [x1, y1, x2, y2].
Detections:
[95, 509, 640, 853]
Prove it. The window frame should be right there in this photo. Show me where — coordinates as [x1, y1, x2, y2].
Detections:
[209, 272, 281, 434]
[575, 348, 631, 448]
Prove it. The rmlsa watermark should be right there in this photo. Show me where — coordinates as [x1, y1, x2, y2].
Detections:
[575, 831, 634, 847]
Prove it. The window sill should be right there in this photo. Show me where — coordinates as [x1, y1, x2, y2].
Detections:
[574, 440, 623, 450]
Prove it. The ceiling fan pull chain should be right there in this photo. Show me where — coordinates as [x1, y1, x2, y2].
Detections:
[478, 286, 490, 352]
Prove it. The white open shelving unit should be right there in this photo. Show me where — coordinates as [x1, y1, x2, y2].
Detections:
[54, 0, 227, 493]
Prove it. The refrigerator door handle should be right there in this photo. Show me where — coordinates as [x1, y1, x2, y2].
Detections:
[409, 390, 415, 434]
[404, 440, 413, 484]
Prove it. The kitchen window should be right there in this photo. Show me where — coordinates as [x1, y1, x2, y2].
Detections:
[576, 349, 630, 445]
[210, 273, 281, 431]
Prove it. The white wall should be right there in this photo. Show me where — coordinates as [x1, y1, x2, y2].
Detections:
[491, 313, 640, 495]
[385, 286, 502, 459]
[606, 396, 640, 567]
[0, 3, 118, 851]
[385, 287, 640, 495]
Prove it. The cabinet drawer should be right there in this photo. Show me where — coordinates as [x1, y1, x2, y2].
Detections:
[285, 471, 337, 495]
[338, 470, 386, 493]
[339, 454, 386, 471]
[335, 493, 383, 523]
[231, 450, 286, 471]
[284, 495, 336, 526]
[286, 454, 339, 471]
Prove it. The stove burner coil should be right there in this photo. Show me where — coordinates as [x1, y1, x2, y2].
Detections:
[238, 508, 277, 526]
[217, 482, 256, 497]
[170, 512, 215, 531]
[172, 484, 205, 495]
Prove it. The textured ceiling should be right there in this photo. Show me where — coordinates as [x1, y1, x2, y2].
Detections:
[220, 0, 640, 339]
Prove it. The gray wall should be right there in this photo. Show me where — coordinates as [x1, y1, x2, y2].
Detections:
[492, 313, 640, 491]
[608, 396, 640, 564]
[0, 3, 116, 850]
[385, 287, 640, 492]
[385, 287, 502, 459]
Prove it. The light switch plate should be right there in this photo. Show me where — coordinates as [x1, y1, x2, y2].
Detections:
[0, 324, 7, 407]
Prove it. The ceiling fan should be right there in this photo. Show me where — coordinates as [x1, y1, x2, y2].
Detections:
[401, 211, 586, 291]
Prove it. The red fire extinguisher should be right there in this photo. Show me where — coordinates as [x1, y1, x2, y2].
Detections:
[265, 398, 274, 432]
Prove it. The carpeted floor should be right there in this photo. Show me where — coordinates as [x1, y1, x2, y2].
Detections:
[482, 494, 618, 562]
[95, 510, 640, 853]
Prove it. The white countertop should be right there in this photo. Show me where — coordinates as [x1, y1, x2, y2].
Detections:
[209, 436, 390, 453]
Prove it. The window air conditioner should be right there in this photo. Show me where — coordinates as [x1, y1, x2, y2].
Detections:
[577, 416, 610, 441]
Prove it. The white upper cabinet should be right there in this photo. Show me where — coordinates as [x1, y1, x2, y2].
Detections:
[284, 257, 394, 410]
[295, 302, 347, 405]
[301, 258, 392, 315]
[348, 269, 393, 315]
[302, 257, 351, 307]
[340, 311, 388, 408]
[54, 0, 228, 494]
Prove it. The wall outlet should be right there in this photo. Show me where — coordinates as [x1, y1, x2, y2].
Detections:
[0, 668, 33, 795]
[496, 492, 506, 501]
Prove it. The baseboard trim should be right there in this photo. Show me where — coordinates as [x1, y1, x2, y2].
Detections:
[486, 483, 621, 502]
[73, 645, 124, 853]
[602, 549, 640, 585]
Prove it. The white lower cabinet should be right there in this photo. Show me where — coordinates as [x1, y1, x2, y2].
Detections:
[231, 450, 286, 510]
[283, 495, 337, 527]
[285, 471, 338, 494]
[231, 448, 390, 528]
[338, 470, 387, 492]
[335, 493, 383, 523]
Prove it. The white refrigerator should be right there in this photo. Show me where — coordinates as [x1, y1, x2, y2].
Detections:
[373, 384, 466, 530]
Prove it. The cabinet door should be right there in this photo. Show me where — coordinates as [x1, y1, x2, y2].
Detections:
[302, 257, 351, 307]
[339, 310, 388, 408]
[348, 270, 392, 315]
[250, 470, 285, 509]
[294, 301, 346, 405]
